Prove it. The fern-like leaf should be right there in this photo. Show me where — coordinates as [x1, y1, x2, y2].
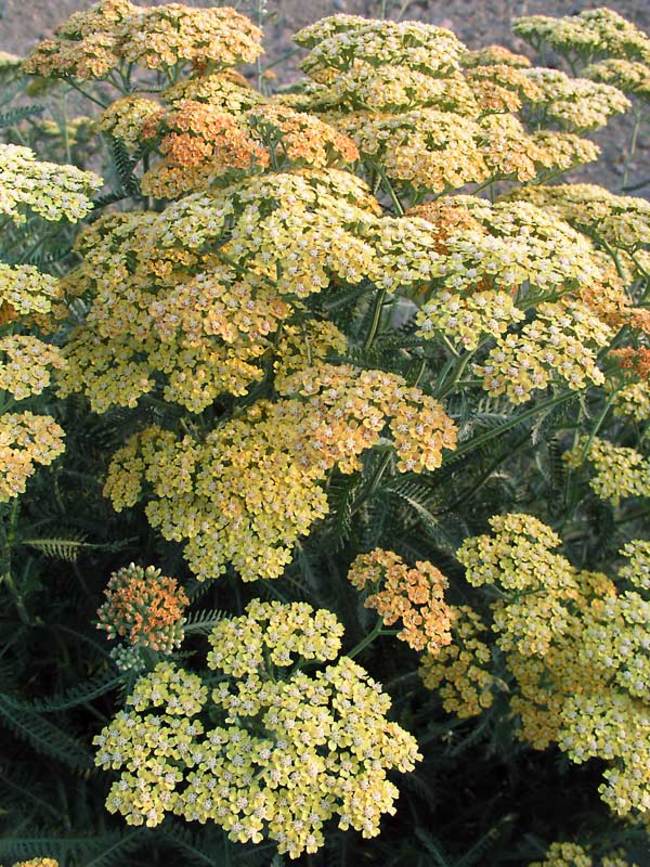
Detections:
[0, 695, 93, 769]
[0, 104, 44, 128]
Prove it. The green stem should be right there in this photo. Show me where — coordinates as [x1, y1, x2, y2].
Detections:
[622, 104, 642, 191]
[350, 449, 393, 517]
[435, 350, 475, 399]
[347, 619, 383, 659]
[579, 390, 618, 463]
[363, 287, 387, 350]
[450, 390, 577, 461]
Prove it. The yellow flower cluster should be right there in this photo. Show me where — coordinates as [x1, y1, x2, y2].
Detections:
[461, 44, 531, 69]
[510, 183, 650, 251]
[12, 860, 59, 867]
[564, 436, 650, 505]
[289, 15, 602, 195]
[58, 170, 384, 412]
[527, 842, 635, 867]
[462, 63, 542, 113]
[475, 300, 612, 403]
[457, 513, 581, 656]
[103, 365, 456, 582]
[95, 601, 421, 858]
[514, 8, 650, 66]
[97, 563, 189, 652]
[424, 515, 650, 819]
[420, 605, 495, 718]
[618, 540, 650, 591]
[0, 411, 65, 502]
[416, 290, 524, 351]
[347, 549, 453, 654]
[523, 67, 630, 131]
[0, 143, 100, 224]
[0, 264, 61, 324]
[296, 17, 464, 81]
[612, 381, 650, 422]
[585, 58, 650, 99]
[23, 0, 263, 80]
[0, 335, 64, 400]
[411, 197, 606, 296]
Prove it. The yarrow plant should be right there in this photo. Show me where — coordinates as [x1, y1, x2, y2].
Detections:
[94, 601, 421, 858]
[0, 3, 649, 866]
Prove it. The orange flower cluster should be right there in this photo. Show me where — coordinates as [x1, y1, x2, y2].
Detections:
[347, 549, 453, 654]
[135, 100, 359, 197]
[97, 563, 189, 652]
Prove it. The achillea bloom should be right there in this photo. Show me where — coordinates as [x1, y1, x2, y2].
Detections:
[513, 8, 650, 66]
[426, 514, 650, 818]
[140, 99, 269, 197]
[98, 95, 163, 150]
[0, 264, 61, 323]
[23, 1, 263, 79]
[0, 412, 65, 502]
[522, 67, 630, 131]
[0, 144, 100, 224]
[296, 18, 464, 80]
[475, 300, 612, 404]
[416, 289, 524, 351]
[564, 436, 650, 505]
[103, 366, 456, 582]
[618, 540, 650, 591]
[420, 605, 495, 718]
[509, 183, 650, 251]
[585, 58, 650, 99]
[348, 549, 453, 653]
[162, 70, 264, 112]
[12, 860, 60, 867]
[527, 842, 593, 867]
[457, 513, 582, 657]
[0, 335, 65, 400]
[94, 602, 421, 857]
[335, 109, 489, 193]
[528, 842, 636, 866]
[461, 44, 531, 68]
[22, 0, 134, 79]
[97, 563, 189, 652]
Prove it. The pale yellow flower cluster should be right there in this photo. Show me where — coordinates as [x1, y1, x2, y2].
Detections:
[0, 264, 61, 323]
[289, 15, 606, 196]
[475, 300, 612, 403]
[564, 437, 650, 505]
[514, 8, 650, 66]
[58, 170, 384, 412]
[12, 860, 60, 867]
[296, 17, 464, 81]
[420, 605, 495, 718]
[424, 516, 650, 819]
[523, 67, 630, 131]
[585, 58, 650, 99]
[0, 335, 64, 400]
[0, 411, 65, 502]
[23, 0, 263, 80]
[510, 183, 650, 251]
[103, 364, 456, 582]
[528, 842, 635, 867]
[95, 602, 421, 858]
[0, 143, 100, 224]
[416, 289, 524, 351]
